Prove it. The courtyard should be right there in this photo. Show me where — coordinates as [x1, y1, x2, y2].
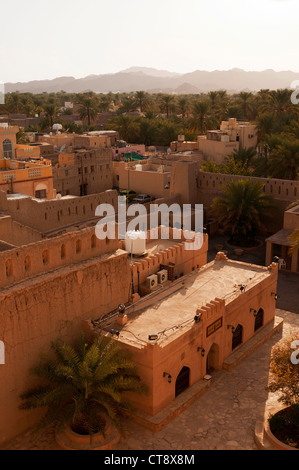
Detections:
[1, 300, 298, 450]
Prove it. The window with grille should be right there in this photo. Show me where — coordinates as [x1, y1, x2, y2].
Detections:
[2, 139, 13, 159]
[35, 189, 47, 199]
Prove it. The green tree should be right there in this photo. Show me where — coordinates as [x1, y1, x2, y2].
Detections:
[5, 92, 22, 113]
[232, 147, 256, 169]
[159, 94, 175, 119]
[176, 97, 189, 118]
[208, 91, 219, 109]
[20, 334, 145, 440]
[261, 89, 298, 118]
[256, 113, 277, 143]
[134, 91, 149, 113]
[211, 179, 275, 246]
[157, 120, 179, 146]
[237, 92, 254, 120]
[76, 94, 98, 126]
[267, 336, 299, 408]
[188, 100, 217, 134]
[138, 118, 158, 146]
[107, 115, 140, 142]
[201, 157, 252, 176]
[43, 103, 57, 128]
[268, 138, 299, 180]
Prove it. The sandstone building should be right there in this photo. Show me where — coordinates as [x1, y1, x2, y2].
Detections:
[171, 118, 258, 163]
[0, 124, 55, 200]
[87, 250, 280, 420]
[53, 146, 113, 197]
[265, 203, 299, 273]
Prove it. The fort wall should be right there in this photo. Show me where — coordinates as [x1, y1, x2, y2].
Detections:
[197, 172, 299, 232]
[0, 248, 132, 444]
[0, 189, 118, 233]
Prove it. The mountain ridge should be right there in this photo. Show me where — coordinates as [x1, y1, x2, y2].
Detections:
[4, 67, 299, 94]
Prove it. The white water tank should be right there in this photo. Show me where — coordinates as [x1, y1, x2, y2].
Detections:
[125, 230, 146, 255]
[135, 164, 143, 171]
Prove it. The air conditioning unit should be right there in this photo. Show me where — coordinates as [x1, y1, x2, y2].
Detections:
[157, 270, 168, 284]
[146, 274, 158, 290]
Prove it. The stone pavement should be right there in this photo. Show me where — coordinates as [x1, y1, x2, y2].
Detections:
[2, 308, 299, 451]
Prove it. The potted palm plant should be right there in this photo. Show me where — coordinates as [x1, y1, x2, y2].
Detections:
[211, 179, 276, 249]
[19, 334, 146, 450]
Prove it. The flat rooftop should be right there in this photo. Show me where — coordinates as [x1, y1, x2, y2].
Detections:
[266, 229, 293, 246]
[286, 204, 299, 214]
[98, 259, 271, 348]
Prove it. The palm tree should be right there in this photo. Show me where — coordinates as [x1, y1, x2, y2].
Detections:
[268, 138, 299, 180]
[256, 113, 277, 143]
[119, 96, 136, 113]
[232, 147, 256, 169]
[19, 334, 145, 440]
[77, 94, 98, 126]
[261, 89, 298, 118]
[138, 118, 158, 146]
[208, 91, 218, 109]
[6, 92, 22, 113]
[177, 97, 189, 118]
[107, 114, 140, 142]
[237, 92, 254, 120]
[99, 96, 111, 112]
[134, 91, 148, 113]
[158, 120, 179, 146]
[160, 94, 175, 118]
[211, 179, 276, 246]
[188, 100, 217, 134]
[43, 103, 57, 128]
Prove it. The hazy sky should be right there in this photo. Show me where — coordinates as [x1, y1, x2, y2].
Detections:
[1, 0, 298, 83]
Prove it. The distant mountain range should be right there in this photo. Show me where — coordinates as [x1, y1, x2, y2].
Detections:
[4, 67, 299, 94]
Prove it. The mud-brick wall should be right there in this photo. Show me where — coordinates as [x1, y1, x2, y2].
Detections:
[0, 189, 118, 233]
[197, 172, 299, 233]
[0, 251, 132, 445]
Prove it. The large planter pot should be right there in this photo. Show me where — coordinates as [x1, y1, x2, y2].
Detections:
[55, 415, 120, 450]
[265, 408, 299, 451]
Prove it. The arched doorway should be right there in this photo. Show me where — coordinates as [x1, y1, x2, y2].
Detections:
[2, 139, 13, 159]
[175, 366, 190, 397]
[254, 308, 264, 332]
[206, 343, 220, 374]
[232, 324, 243, 350]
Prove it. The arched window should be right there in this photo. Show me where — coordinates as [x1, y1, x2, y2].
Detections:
[175, 366, 190, 397]
[24, 256, 31, 272]
[2, 139, 13, 159]
[76, 240, 82, 254]
[254, 308, 264, 332]
[91, 234, 97, 249]
[232, 324, 243, 350]
[5, 259, 13, 277]
[61, 244, 66, 260]
[42, 250, 49, 265]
